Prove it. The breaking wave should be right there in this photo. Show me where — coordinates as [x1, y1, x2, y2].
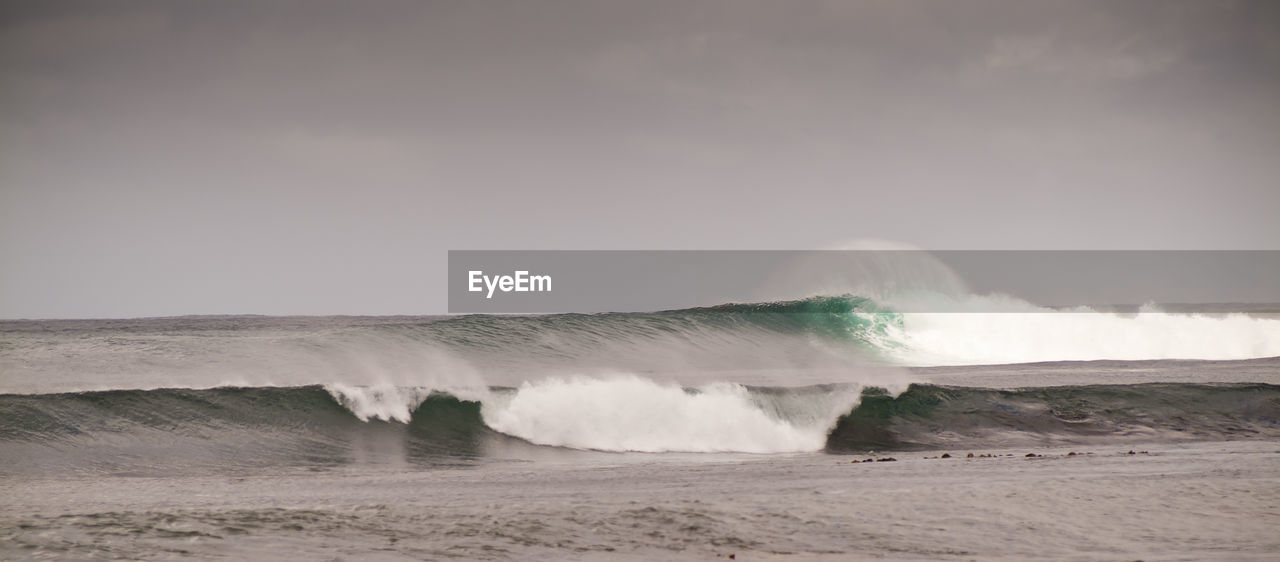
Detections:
[3, 378, 1277, 472]
[400, 296, 1280, 367]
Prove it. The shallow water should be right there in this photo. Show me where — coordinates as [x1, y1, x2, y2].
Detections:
[3, 441, 1277, 560]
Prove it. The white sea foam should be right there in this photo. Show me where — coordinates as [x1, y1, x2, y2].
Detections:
[874, 300, 1280, 366]
[480, 374, 861, 453]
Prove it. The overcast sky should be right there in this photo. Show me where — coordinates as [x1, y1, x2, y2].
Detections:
[2, 1, 1278, 318]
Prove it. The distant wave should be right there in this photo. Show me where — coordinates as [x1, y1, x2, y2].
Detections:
[417, 295, 1280, 366]
[7, 297, 1278, 398]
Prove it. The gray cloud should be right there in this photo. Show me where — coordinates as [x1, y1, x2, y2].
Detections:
[2, 0, 1278, 317]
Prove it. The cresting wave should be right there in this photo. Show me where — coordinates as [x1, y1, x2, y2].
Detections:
[321, 376, 867, 454]
[6, 296, 1279, 398]
[399, 295, 1280, 368]
[3, 380, 1277, 469]
[697, 296, 1280, 365]
[322, 376, 861, 452]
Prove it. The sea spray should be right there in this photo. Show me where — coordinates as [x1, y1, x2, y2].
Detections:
[324, 383, 434, 423]
[324, 383, 492, 423]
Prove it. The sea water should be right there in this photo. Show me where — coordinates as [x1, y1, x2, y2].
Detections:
[2, 302, 1278, 559]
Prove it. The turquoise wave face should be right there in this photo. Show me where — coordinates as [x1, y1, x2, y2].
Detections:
[674, 295, 904, 342]
[402, 295, 909, 367]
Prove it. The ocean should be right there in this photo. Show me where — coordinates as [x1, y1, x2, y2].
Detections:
[3, 297, 1279, 560]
